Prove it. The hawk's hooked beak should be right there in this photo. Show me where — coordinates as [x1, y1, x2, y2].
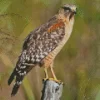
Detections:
[71, 7, 77, 14]
[69, 7, 77, 20]
[73, 11, 76, 14]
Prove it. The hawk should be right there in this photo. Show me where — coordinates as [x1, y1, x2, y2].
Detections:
[8, 4, 77, 96]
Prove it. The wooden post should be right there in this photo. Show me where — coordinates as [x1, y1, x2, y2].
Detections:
[41, 79, 63, 100]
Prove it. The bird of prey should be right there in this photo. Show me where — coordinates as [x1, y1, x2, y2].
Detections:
[8, 4, 77, 96]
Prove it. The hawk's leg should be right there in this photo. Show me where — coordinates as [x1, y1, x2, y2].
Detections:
[49, 63, 62, 83]
[50, 63, 57, 80]
[43, 68, 49, 81]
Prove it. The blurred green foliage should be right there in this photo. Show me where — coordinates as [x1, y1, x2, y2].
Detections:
[0, 0, 100, 100]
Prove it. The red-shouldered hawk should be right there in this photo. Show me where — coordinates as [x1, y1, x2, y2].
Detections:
[8, 4, 77, 96]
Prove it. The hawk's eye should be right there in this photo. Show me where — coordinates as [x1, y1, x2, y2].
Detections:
[62, 7, 71, 12]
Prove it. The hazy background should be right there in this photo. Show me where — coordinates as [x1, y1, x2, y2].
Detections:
[0, 0, 100, 100]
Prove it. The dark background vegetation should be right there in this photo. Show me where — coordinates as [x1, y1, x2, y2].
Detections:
[0, 0, 100, 100]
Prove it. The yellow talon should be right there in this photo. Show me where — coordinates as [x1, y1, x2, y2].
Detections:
[43, 78, 48, 81]
[48, 78, 63, 84]
[43, 78, 63, 85]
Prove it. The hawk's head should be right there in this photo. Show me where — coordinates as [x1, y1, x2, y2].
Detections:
[59, 4, 77, 20]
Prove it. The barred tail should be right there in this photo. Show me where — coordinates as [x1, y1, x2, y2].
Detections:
[8, 69, 16, 85]
[8, 67, 25, 96]
[8, 62, 34, 96]
[11, 76, 24, 96]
